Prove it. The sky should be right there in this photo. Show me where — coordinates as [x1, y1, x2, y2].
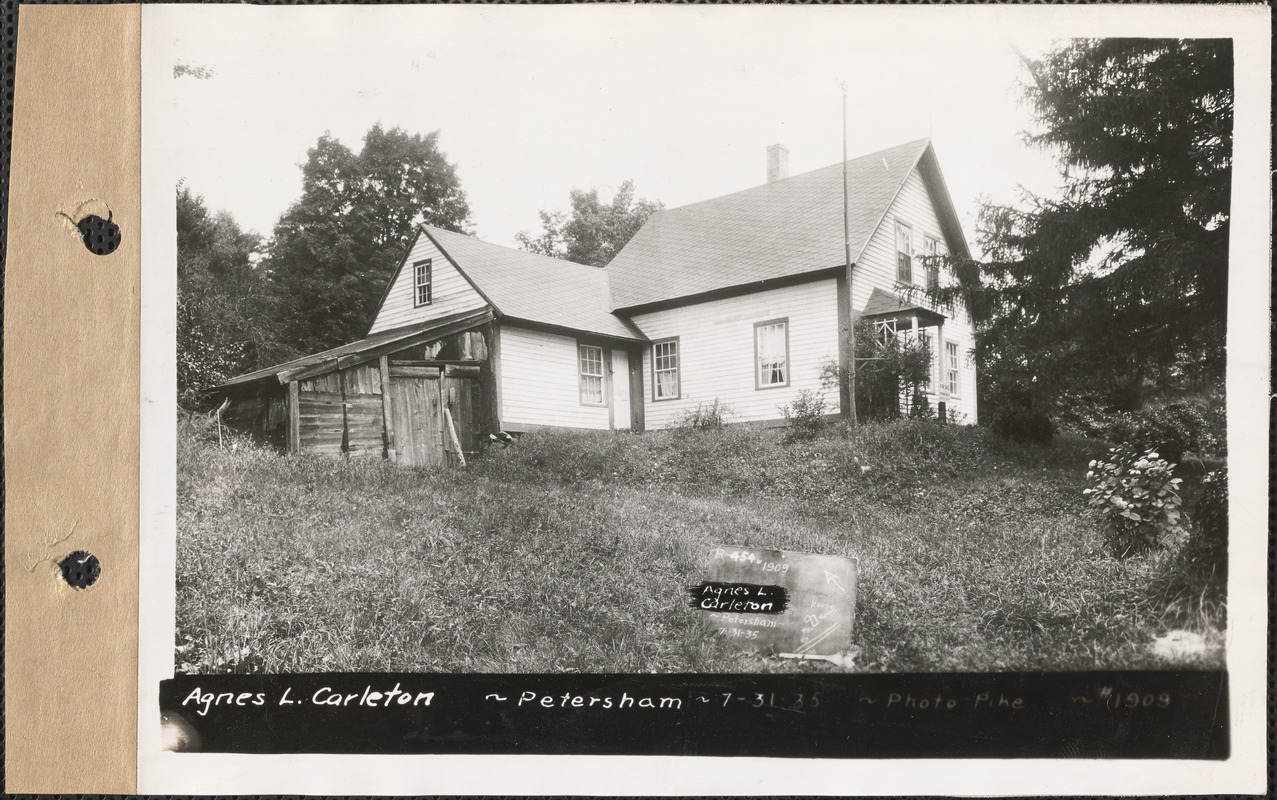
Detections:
[157, 6, 1084, 254]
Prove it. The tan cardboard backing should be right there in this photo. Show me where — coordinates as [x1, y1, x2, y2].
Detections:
[4, 4, 142, 792]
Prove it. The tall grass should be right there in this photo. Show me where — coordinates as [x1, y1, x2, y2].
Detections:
[175, 418, 1226, 674]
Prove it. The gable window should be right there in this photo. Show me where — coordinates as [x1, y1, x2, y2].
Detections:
[579, 344, 606, 406]
[923, 237, 940, 291]
[754, 319, 789, 389]
[652, 338, 680, 400]
[895, 222, 913, 284]
[413, 259, 433, 306]
[946, 341, 960, 396]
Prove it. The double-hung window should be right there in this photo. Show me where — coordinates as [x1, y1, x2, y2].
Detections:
[923, 237, 940, 291]
[895, 222, 913, 284]
[413, 259, 433, 306]
[579, 344, 606, 406]
[754, 319, 789, 389]
[652, 339, 680, 400]
[946, 341, 960, 396]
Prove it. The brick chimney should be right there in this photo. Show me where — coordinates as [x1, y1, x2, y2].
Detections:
[766, 144, 790, 183]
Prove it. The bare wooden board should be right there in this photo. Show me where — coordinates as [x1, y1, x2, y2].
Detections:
[700, 545, 858, 659]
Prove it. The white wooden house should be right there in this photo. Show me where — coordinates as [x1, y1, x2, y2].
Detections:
[212, 138, 977, 465]
[609, 138, 977, 427]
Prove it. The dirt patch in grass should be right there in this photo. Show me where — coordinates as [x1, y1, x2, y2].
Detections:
[175, 419, 1226, 673]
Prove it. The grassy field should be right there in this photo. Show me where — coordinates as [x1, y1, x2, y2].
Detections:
[175, 417, 1226, 674]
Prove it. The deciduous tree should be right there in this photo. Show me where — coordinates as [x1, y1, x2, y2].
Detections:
[176, 184, 271, 404]
[264, 124, 470, 355]
[516, 180, 662, 267]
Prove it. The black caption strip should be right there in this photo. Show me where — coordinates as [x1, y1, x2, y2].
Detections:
[159, 671, 1227, 758]
[689, 581, 789, 614]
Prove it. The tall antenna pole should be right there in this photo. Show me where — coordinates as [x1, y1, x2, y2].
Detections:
[842, 84, 858, 426]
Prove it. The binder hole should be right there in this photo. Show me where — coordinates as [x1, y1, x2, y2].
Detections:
[58, 550, 101, 589]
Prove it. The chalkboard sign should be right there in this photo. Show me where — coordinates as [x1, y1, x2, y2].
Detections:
[696, 545, 858, 661]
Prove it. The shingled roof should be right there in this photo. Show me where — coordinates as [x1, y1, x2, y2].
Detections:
[422, 226, 646, 342]
[214, 307, 495, 391]
[607, 138, 969, 311]
[860, 287, 946, 328]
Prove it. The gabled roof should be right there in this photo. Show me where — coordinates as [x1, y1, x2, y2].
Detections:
[421, 226, 646, 342]
[214, 308, 494, 392]
[607, 138, 971, 311]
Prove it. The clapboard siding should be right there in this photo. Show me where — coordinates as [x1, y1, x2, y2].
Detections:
[631, 279, 840, 428]
[499, 326, 616, 431]
[368, 233, 487, 335]
[857, 168, 978, 423]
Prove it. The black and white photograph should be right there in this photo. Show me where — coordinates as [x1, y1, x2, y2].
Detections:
[137, 3, 1268, 793]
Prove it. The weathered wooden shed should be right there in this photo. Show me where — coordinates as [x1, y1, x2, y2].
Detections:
[211, 308, 496, 467]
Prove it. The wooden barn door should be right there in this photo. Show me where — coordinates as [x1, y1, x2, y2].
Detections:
[442, 371, 480, 463]
[388, 372, 445, 467]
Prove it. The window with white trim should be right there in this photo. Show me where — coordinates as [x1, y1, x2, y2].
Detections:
[652, 339, 680, 400]
[755, 319, 789, 389]
[895, 222, 913, 284]
[923, 237, 940, 291]
[579, 344, 606, 405]
[413, 259, 432, 306]
[946, 341, 960, 397]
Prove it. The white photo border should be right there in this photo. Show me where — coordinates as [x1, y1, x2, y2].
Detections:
[139, 3, 1270, 793]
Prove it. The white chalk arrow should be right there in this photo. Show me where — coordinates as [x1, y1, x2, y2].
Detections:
[824, 571, 847, 594]
[795, 622, 840, 654]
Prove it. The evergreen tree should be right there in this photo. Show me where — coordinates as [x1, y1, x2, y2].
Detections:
[954, 39, 1232, 412]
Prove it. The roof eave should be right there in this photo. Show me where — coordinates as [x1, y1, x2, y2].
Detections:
[915, 145, 973, 260]
[612, 265, 844, 316]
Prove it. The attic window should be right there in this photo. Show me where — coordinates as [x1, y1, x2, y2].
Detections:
[923, 236, 940, 291]
[895, 222, 913, 284]
[413, 259, 433, 306]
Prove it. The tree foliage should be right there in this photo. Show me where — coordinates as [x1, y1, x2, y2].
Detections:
[176, 184, 271, 404]
[516, 179, 662, 266]
[823, 319, 934, 422]
[954, 39, 1232, 413]
[264, 124, 471, 355]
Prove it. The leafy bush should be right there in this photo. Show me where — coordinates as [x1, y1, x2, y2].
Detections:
[670, 399, 732, 431]
[1084, 445, 1187, 558]
[1058, 395, 1220, 462]
[1119, 403, 1210, 464]
[1051, 390, 1115, 438]
[838, 321, 935, 421]
[1183, 468, 1228, 578]
[991, 407, 1055, 444]
[780, 389, 827, 441]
